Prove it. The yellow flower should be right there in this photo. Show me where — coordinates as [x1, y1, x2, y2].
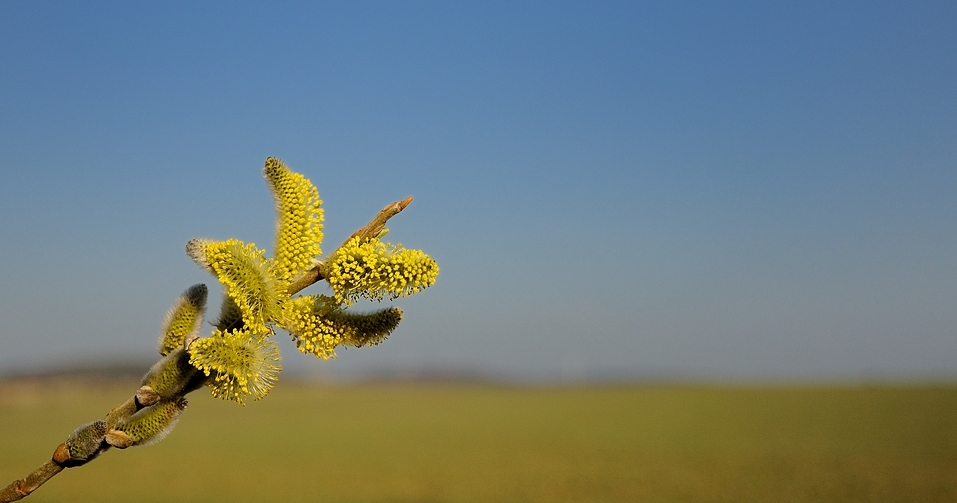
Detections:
[280, 295, 403, 359]
[187, 238, 285, 336]
[157, 284, 207, 356]
[188, 328, 282, 405]
[178, 158, 438, 406]
[264, 157, 324, 284]
[324, 237, 439, 305]
[280, 295, 342, 359]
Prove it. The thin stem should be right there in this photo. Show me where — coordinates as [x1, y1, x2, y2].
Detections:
[0, 457, 64, 503]
[340, 196, 413, 248]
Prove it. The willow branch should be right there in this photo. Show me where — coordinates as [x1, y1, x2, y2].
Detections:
[286, 196, 413, 296]
[0, 385, 195, 502]
[0, 456, 64, 502]
[1, 195, 413, 503]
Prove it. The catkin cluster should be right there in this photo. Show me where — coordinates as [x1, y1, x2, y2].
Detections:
[181, 158, 438, 405]
[47, 156, 439, 497]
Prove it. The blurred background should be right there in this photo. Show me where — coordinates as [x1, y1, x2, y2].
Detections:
[1, 1, 954, 383]
[1, 3, 956, 502]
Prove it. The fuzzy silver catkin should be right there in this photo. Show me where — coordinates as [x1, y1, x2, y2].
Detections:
[142, 348, 198, 399]
[65, 420, 108, 462]
[116, 397, 188, 446]
[331, 307, 403, 347]
[158, 284, 208, 356]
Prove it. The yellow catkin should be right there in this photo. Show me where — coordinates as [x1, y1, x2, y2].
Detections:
[188, 328, 281, 405]
[279, 295, 403, 359]
[264, 157, 324, 284]
[280, 295, 342, 359]
[117, 397, 187, 446]
[141, 348, 198, 399]
[332, 307, 403, 348]
[190, 239, 285, 336]
[324, 238, 439, 305]
[158, 284, 207, 356]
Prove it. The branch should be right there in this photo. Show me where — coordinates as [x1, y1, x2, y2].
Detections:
[286, 196, 413, 296]
[0, 454, 64, 502]
[0, 384, 163, 503]
[0, 196, 415, 502]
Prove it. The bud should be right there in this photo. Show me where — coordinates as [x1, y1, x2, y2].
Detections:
[63, 420, 108, 464]
[158, 284, 208, 356]
[142, 348, 199, 399]
[111, 396, 188, 447]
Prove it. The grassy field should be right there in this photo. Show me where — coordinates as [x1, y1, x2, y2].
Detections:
[1, 378, 955, 503]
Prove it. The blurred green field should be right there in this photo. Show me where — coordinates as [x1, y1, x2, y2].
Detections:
[1, 379, 955, 503]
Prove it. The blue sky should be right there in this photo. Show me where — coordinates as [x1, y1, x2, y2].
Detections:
[1, 2, 955, 380]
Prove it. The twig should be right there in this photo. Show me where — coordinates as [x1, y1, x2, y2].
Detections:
[0, 196, 414, 503]
[0, 455, 64, 502]
[340, 195, 413, 248]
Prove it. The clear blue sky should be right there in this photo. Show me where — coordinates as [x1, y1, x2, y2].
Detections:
[1, 2, 955, 380]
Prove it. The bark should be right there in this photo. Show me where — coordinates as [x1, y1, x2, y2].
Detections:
[0, 456, 64, 503]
